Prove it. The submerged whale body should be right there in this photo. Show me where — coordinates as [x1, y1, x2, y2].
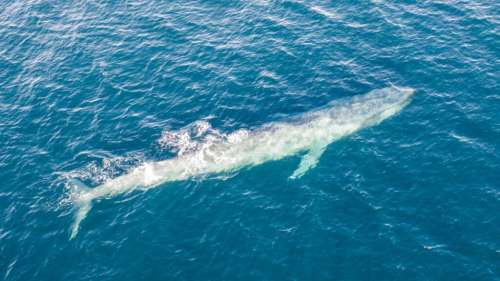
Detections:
[69, 86, 414, 239]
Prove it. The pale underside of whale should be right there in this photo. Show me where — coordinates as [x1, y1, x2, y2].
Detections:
[68, 86, 414, 239]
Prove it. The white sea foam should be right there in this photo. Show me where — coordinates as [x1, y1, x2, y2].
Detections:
[310, 5, 342, 21]
[158, 120, 220, 155]
[68, 86, 414, 239]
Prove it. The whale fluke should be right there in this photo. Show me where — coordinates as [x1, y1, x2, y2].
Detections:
[68, 179, 93, 240]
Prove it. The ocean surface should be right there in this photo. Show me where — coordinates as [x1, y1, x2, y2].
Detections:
[0, 0, 499, 280]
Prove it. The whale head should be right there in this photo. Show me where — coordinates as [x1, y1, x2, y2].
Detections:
[347, 86, 415, 125]
[314, 86, 414, 138]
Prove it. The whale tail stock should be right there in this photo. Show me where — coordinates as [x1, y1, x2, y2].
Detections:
[68, 179, 93, 240]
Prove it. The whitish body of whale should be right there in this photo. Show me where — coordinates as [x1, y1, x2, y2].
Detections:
[69, 86, 414, 239]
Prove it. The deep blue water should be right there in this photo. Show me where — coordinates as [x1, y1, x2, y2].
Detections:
[1, 0, 499, 280]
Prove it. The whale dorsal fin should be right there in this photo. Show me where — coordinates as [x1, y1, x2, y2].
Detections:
[289, 143, 327, 179]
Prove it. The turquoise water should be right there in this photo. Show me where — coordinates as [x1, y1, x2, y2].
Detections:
[0, 0, 499, 280]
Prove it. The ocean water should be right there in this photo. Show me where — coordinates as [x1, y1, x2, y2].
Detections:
[0, 0, 499, 280]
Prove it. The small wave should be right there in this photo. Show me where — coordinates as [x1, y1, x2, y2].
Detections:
[309, 5, 342, 21]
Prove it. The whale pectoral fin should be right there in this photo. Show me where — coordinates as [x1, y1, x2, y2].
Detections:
[289, 145, 326, 179]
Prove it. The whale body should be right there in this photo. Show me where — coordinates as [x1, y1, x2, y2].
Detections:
[69, 86, 414, 239]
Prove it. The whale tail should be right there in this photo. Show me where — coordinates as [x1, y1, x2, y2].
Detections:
[68, 179, 93, 240]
